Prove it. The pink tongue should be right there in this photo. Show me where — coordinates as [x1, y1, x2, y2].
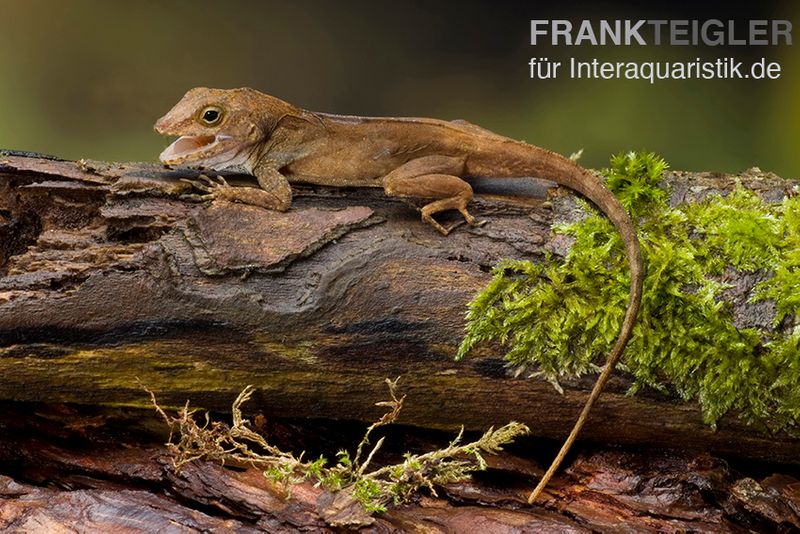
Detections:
[160, 135, 216, 160]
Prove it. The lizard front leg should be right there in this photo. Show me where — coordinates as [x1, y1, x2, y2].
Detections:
[181, 163, 292, 211]
[382, 155, 484, 235]
[253, 161, 292, 211]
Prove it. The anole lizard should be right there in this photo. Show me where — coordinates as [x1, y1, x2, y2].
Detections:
[154, 87, 644, 503]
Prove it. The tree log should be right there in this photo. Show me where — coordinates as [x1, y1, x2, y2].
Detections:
[5, 404, 797, 532]
[1, 154, 798, 464]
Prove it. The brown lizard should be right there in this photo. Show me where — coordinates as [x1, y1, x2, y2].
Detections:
[154, 87, 644, 503]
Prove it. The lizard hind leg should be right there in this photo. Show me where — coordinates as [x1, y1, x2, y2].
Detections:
[382, 155, 483, 235]
[386, 173, 484, 235]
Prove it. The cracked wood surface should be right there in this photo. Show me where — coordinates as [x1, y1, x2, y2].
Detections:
[1, 404, 799, 532]
[0, 155, 799, 465]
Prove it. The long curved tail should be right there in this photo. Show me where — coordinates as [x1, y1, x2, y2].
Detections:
[522, 151, 644, 503]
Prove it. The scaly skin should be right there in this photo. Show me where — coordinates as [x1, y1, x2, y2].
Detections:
[155, 87, 644, 503]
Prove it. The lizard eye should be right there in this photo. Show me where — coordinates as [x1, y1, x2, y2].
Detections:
[199, 106, 223, 126]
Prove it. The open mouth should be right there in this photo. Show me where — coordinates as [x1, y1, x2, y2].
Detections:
[159, 134, 233, 163]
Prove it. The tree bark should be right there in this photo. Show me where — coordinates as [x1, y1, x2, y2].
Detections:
[0, 154, 798, 464]
[6, 404, 797, 532]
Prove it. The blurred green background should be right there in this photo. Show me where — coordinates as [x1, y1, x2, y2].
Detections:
[0, 0, 797, 177]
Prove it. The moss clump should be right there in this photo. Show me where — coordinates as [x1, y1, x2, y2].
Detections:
[458, 151, 799, 431]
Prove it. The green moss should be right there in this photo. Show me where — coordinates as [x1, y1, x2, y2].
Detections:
[458, 151, 799, 432]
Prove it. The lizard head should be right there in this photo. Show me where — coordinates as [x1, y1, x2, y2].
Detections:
[154, 87, 279, 170]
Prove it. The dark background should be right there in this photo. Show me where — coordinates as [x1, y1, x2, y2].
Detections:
[1, 1, 797, 177]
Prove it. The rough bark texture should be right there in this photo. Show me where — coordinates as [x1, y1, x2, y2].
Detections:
[2, 154, 800, 531]
[0, 155, 798, 460]
[1, 403, 799, 533]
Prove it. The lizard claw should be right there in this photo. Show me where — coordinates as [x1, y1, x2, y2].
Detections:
[180, 175, 232, 202]
[199, 174, 229, 187]
[442, 220, 467, 235]
[180, 178, 214, 193]
[180, 192, 215, 202]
